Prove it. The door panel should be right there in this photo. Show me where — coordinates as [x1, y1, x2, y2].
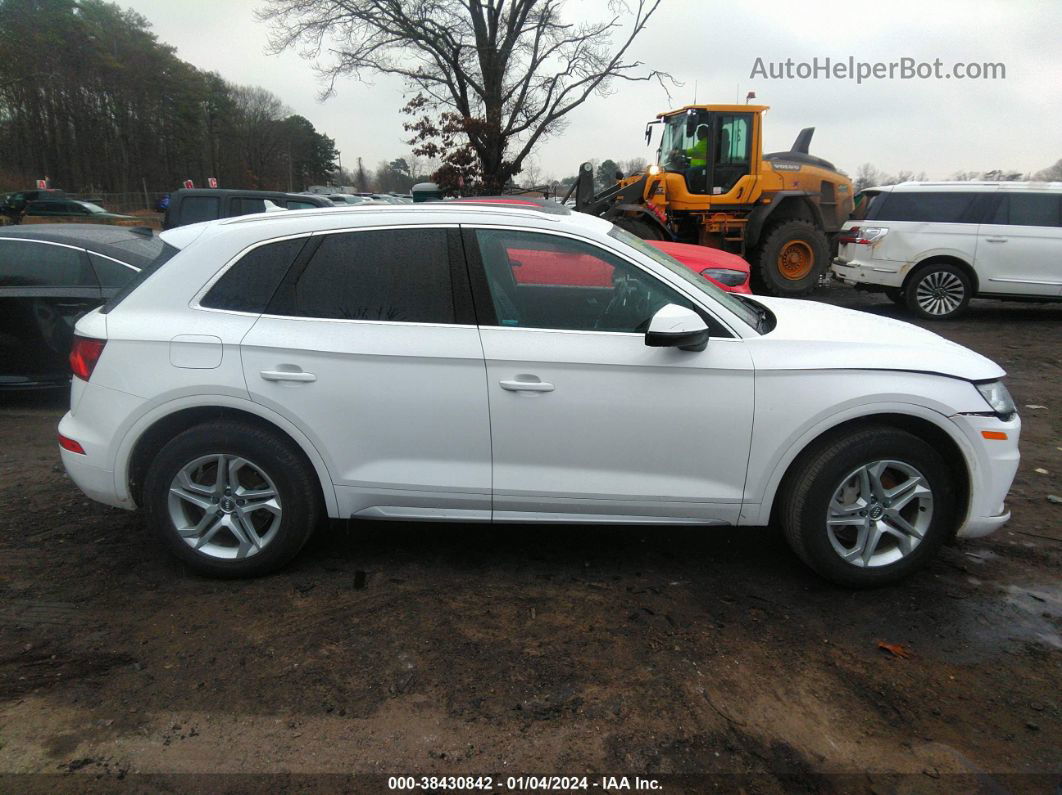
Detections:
[480, 328, 754, 523]
[976, 194, 1062, 296]
[465, 225, 755, 524]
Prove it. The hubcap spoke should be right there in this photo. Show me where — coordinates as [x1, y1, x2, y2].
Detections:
[170, 485, 213, 512]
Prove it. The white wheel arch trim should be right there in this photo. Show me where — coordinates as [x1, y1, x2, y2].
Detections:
[110, 393, 340, 517]
[742, 400, 979, 529]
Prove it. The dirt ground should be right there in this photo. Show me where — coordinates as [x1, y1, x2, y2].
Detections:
[0, 284, 1059, 792]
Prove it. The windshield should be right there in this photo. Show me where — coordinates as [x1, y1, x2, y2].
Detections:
[107, 234, 165, 262]
[607, 225, 762, 332]
[658, 110, 708, 172]
[80, 202, 108, 214]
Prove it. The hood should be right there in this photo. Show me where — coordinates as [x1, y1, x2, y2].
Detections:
[747, 296, 1005, 381]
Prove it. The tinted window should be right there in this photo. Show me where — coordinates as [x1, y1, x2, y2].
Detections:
[850, 190, 884, 221]
[201, 237, 307, 312]
[180, 196, 220, 224]
[88, 252, 138, 288]
[286, 200, 318, 210]
[0, 240, 92, 287]
[290, 229, 453, 323]
[876, 192, 976, 223]
[106, 234, 166, 263]
[991, 194, 1061, 227]
[231, 197, 267, 217]
[475, 229, 693, 333]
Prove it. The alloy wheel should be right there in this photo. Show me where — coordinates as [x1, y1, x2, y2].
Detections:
[915, 271, 965, 316]
[826, 460, 934, 568]
[167, 454, 282, 559]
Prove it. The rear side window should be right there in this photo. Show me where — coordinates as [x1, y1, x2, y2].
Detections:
[849, 190, 884, 221]
[180, 196, 220, 225]
[287, 228, 453, 323]
[0, 240, 93, 287]
[286, 200, 318, 210]
[875, 192, 976, 223]
[88, 252, 139, 288]
[201, 237, 307, 312]
[990, 194, 1061, 227]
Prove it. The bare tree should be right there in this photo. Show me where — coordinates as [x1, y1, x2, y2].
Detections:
[1034, 158, 1062, 181]
[260, 0, 670, 191]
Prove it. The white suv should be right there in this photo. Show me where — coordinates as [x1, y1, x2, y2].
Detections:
[59, 201, 1020, 586]
[832, 181, 1062, 319]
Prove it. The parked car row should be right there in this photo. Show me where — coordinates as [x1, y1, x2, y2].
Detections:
[833, 181, 1062, 319]
[53, 201, 1018, 587]
[0, 225, 168, 388]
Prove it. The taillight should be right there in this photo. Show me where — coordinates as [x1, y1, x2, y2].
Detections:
[69, 336, 107, 381]
[838, 226, 888, 246]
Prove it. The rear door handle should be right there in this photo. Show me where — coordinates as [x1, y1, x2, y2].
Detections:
[500, 378, 554, 393]
[260, 369, 316, 383]
[984, 237, 1008, 243]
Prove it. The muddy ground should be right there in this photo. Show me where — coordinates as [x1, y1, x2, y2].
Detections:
[0, 285, 1059, 792]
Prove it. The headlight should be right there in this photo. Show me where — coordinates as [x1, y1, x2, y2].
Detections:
[648, 164, 661, 176]
[975, 380, 1016, 420]
[700, 267, 747, 287]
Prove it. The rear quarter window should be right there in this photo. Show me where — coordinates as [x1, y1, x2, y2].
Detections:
[200, 237, 308, 313]
[875, 192, 978, 223]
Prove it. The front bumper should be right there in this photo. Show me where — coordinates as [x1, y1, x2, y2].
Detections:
[949, 412, 1021, 539]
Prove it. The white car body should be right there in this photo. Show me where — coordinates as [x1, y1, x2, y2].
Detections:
[832, 181, 1062, 301]
[59, 204, 1019, 573]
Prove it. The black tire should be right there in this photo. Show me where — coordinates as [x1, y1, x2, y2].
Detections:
[779, 426, 958, 588]
[903, 262, 972, 320]
[143, 421, 322, 578]
[612, 215, 666, 241]
[752, 219, 829, 297]
[884, 287, 905, 305]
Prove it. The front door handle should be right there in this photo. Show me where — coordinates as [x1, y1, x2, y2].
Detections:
[500, 377, 554, 393]
[260, 369, 316, 383]
[984, 237, 1008, 243]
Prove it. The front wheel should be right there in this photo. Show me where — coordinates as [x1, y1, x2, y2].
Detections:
[752, 219, 829, 297]
[904, 263, 972, 320]
[779, 426, 957, 587]
[143, 421, 322, 577]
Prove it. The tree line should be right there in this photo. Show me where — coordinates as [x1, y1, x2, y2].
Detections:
[854, 160, 1062, 192]
[0, 0, 338, 194]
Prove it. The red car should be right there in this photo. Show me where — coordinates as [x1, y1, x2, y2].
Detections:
[647, 241, 752, 294]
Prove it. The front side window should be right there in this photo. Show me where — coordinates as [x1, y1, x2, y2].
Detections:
[875, 192, 976, 223]
[474, 228, 696, 333]
[0, 240, 92, 287]
[289, 228, 453, 323]
[991, 194, 1061, 227]
[201, 237, 307, 312]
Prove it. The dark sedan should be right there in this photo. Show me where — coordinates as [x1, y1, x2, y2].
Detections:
[0, 225, 170, 389]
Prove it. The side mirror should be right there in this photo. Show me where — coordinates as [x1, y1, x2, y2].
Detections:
[645, 304, 709, 352]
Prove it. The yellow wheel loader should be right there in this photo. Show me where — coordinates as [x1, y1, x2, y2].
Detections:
[566, 104, 854, 296]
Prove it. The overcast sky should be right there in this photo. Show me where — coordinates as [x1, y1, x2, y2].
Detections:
[121, 0, 1062, 181]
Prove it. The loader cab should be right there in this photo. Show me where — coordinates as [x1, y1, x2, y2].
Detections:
[656, 105, 760, 197]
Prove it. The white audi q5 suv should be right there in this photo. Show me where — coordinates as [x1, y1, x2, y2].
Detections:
[59, 200, 1020, 585]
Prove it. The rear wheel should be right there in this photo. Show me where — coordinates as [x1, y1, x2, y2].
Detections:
[611, 215, 666, 241]
[903, 263, 972, 320]
[143, 421, 321, 578]
[779, 426, 957, 587]
[753, 219, 829, 297]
